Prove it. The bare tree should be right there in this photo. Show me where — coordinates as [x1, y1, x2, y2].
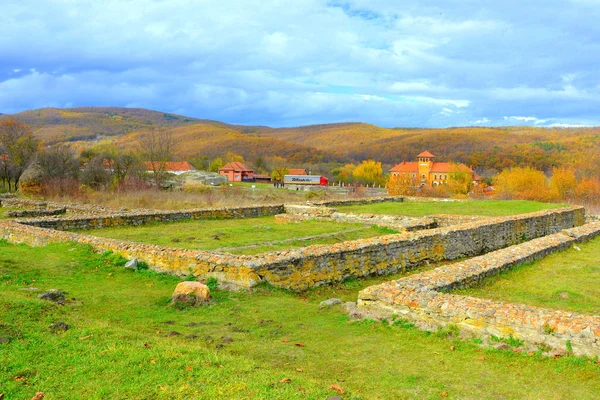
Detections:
[37, 145, 80, 180]
[81, 143, 138, 186]
[137, 127, 177, 187]
[0, 118, 38, 191]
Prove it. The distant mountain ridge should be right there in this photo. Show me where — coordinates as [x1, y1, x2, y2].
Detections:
[3, 106, 600, 176]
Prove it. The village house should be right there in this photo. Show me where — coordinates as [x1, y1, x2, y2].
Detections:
[219, 162, 254, 182]
[287, 168, 308, 175]
[142, 161, 197, 175]
[390, 151, 481, 187]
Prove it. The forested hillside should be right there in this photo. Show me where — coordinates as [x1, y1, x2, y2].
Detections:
[3, 107, 600, 177]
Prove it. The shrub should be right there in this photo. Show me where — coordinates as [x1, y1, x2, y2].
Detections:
[206, 277, 219, 291]
[493, 166, 553, 201]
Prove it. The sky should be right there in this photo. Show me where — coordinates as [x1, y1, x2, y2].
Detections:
[2, 0, 600, 128]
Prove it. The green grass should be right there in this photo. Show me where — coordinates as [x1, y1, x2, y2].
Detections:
[83, 216, 394, 255]
[1, 241, 600, 399]
[455, 237, 600, 315]
[336, 200, 568, 217]
[0, 206, 24, 220]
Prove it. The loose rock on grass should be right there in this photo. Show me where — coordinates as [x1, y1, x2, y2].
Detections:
[319, 298, 342, 308]
[49, 322, 70, 332]
[38, 289, 65, 302]
[171, 281, 210, 306]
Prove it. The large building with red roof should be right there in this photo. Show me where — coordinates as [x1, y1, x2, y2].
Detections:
[218, 162, 254, 182]
[390, 151, 480, 187]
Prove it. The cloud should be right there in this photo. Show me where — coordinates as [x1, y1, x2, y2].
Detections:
[504, 116, 548, 125]
[1, 0, 600, 127]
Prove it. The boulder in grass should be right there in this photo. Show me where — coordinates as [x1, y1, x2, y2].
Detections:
[172, 282, 210, 306]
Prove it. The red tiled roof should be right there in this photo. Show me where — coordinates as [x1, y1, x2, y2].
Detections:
[390, 161, 419, 172]
[219, 162, 254, 172]
[287, 168, 307, 175]
[143, 161, 196, 172]
[417, 150, 435, 158]
[390, 161, 475, 174]
[430, 162, 473, 173]
[0, 154, 8, 162]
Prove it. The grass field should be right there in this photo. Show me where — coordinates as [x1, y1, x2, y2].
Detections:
[2, 240, 600, 399]
[455, 237, 600, 315]
[336, 200, 568, 217]
[83, 216, 395, 255]
[0, 206, 24, 220]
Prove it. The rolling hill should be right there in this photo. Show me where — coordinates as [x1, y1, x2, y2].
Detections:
[3, 107, 600, 176]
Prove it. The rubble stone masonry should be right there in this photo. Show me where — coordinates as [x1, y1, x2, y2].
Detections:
[0, 205, 586, 290]
[357, 222, 600, 357]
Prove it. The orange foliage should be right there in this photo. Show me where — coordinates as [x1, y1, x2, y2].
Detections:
[574, 177, 600, 202]
[386, 174, 417, 196]
[493, 167, 554, 201]
[549, 167, 577, 200]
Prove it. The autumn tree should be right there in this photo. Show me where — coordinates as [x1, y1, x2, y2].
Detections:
[209, 157, 224, 173]
[254, 156, 268, 173]
[549, 167, 577, 200]
[387, 173, 418, 195]
[574, 177, 600, 203]
[493, 166, 551, 201]
[224, 152, 244, 163]
[271, 167, 289, 185]
[447, 163, 474, 196]
[188, 155, 210, 171]
[137, 127, 178, 187]
[0, 118, 39, 191]
[332, 163, 356, 184]
[352, 160, 384, 186]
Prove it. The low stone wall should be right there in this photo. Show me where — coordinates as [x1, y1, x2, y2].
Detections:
[5, 208, 66, 218]
[311, 196, 404, 207]
[5, 196, 409, 230]
[0, 204, 586, 292]
[2, 197, 126, 215]
[356, 222, 600, 357]
[280, 204, 437, 231]
[0, 220, 257, 286]
[249, 207, 584, 290]
[18, 205, 285, 230]
[432, 214, 491, 227]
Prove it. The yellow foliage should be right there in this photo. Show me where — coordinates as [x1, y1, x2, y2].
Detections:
[493, 166, 554, 201]
[447, 163, 474, 196]
[334, 164, 356, 183]
[550, 167, 577, 200]
[353, 160, 383, 185]
[386, 174, 417, 195]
